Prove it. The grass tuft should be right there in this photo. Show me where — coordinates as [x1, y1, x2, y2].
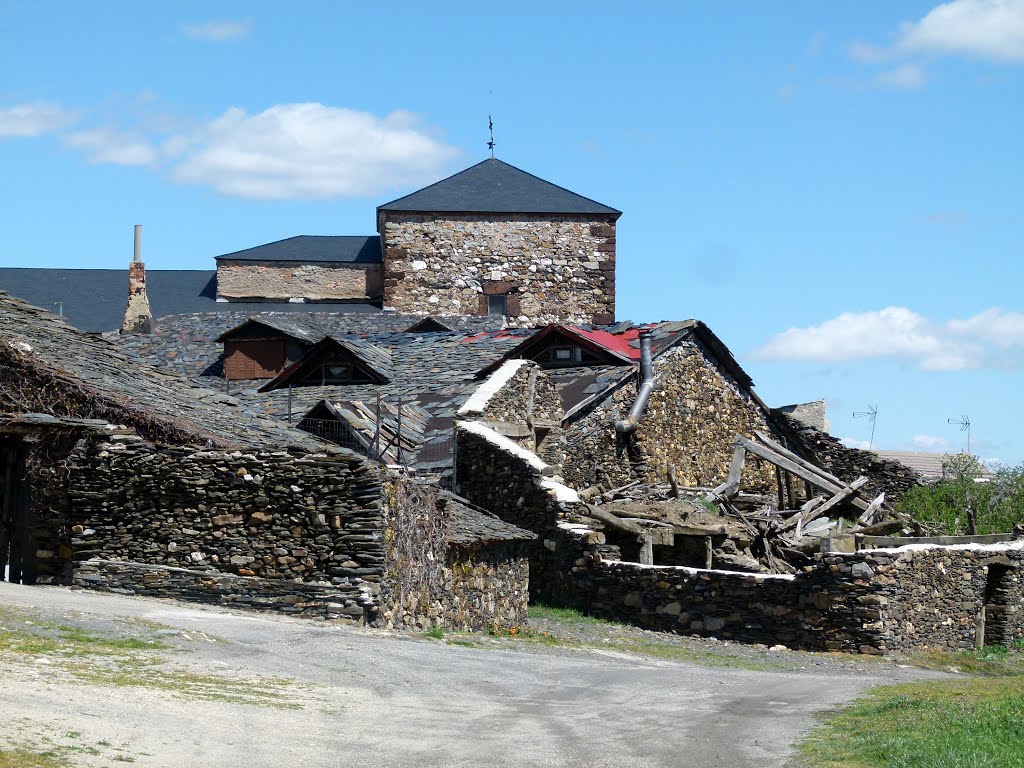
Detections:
[799, 675, 1024, 768]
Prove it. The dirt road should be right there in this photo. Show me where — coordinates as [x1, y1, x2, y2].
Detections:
[0, 581, 932, 768]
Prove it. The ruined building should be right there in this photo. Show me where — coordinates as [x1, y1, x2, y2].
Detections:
[2, 154, 1020, 654]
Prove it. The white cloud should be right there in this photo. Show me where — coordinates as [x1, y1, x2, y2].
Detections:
[181, 20, 251, 42]
[65, 129, 158, 166]
[877, 63, 926, 88]
[0, 102, 77, 137]
[913, 434, 951, 449]
[897, 0, 1024, 61]
[841, 437, 873, 450]
[169, 103, 459, 199]
[849, 41, 889, 63]
[754, 306, 1024, 371]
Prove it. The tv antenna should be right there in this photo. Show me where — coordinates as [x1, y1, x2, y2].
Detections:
[852, 404, 878, 449]
[487, 115, 495, 157]
[947, 414, 971, 455]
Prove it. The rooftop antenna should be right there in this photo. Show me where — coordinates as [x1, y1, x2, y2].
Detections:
[487, 114, 495, 158]
[948, 414, 971, 455]
[852, 404, 878, 449]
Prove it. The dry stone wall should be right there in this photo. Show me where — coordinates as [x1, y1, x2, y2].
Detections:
[455, 421, 580, 596]
[63, 436, 387, 619]
[462, 361, 566, 466]
[562, 344, 779, 492]
[216, 262, 383, 302]
[550, 524, 1024, 652]
[380, 213, 616, 326]
[73, 560, 372, 620]
[446, 542, 531, 631]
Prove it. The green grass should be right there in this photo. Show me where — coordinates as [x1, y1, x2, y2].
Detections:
[0, 747, 68, 768]
[908, 645, 1024, 677]
[799, 675, 1024, 768]
[423, 625, 445, 640]
[527, 604, 617, 626]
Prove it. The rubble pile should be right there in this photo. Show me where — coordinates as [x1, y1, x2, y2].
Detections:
[566, 431, 914, 575]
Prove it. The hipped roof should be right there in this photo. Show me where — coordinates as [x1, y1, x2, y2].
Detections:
[377, 158, 621, 217]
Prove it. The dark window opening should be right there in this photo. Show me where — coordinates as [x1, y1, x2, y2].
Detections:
[533, 344, 604, 368]
[487, 294, 507, 317]
[300, 358, 374, 386]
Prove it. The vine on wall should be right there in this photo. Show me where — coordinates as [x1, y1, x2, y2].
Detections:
[383, 479, 450, 620]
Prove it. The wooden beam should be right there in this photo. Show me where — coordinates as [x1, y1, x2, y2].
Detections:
[703, 443, 746, 502]
[855, 492, 886, 527]
[782, 476, 868, 533]
[736, 436, 870, 512]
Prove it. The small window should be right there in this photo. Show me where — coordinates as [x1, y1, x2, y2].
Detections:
[323, 363, 353, 383]
[553, 346, 574, 362]
[487, 294, 507, 317]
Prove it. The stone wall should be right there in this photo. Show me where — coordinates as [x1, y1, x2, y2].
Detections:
[377, 479, 531, 631]
[446, 542, 531, 631]
[455, 420, 580, 595]
[379, 213, 616, 326]
[73, 560, 373, 620]
[216, 261, 383, 302]
[459, 360, 565, 466]
[562, 344, 779, 493]
[776, 412, 920, 502]
[549, 524, 1024, 652]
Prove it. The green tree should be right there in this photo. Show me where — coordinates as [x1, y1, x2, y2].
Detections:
[895, 455, 1024, 536]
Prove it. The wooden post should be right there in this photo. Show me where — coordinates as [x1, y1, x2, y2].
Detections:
[638, 534, 654, 565]
[704, 536, 713, 569]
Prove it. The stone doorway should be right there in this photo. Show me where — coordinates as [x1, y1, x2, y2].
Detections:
[0, 437, 33, 584]
[978, 560, 1017, 649]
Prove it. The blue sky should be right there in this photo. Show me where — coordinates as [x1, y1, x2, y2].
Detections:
[2, 1, 1022, 463]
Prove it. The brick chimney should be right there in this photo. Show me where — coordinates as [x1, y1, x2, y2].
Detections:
[121, 224, 154, 334]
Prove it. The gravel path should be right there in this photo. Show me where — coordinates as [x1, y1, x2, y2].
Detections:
[0, 582, 941, 768]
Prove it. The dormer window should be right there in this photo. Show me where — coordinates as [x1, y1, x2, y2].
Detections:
[535, 344, 603, 368]
[301, 358, 374, 386]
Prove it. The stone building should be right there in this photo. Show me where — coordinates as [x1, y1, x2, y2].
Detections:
[451, 354, 1024, 653]
[0, 292, 534, 630]
[376, 158, 620, 326]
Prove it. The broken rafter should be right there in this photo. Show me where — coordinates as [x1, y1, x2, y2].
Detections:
[737, 436, 872, 513]
[782, 476, 869, 533]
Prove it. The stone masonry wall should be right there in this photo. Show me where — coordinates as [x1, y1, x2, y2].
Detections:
[380, 213, 616, 326]
[73, 560, 372, 620]
[446, 542, 531, 631]
[549, 524, 1024, 652]
[461, 361, 566, 466]
[455, 421, 580, 596]
[217, 262, 383, 302]
[63, 435, 387, 622]
[562, 344, 779, 493]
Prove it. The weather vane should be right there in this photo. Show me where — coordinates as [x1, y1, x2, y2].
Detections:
[487, 115, 495, 157]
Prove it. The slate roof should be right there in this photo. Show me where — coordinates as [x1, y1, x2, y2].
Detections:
[0, 292, 331, 452]
[445, 492, 537, 545]
[0, 267, 379, 334]
[114, 311, 502, 382]
[377, 158, 621, 217]
[215, 235, 382, 264]
[259, 337, 395, 390]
